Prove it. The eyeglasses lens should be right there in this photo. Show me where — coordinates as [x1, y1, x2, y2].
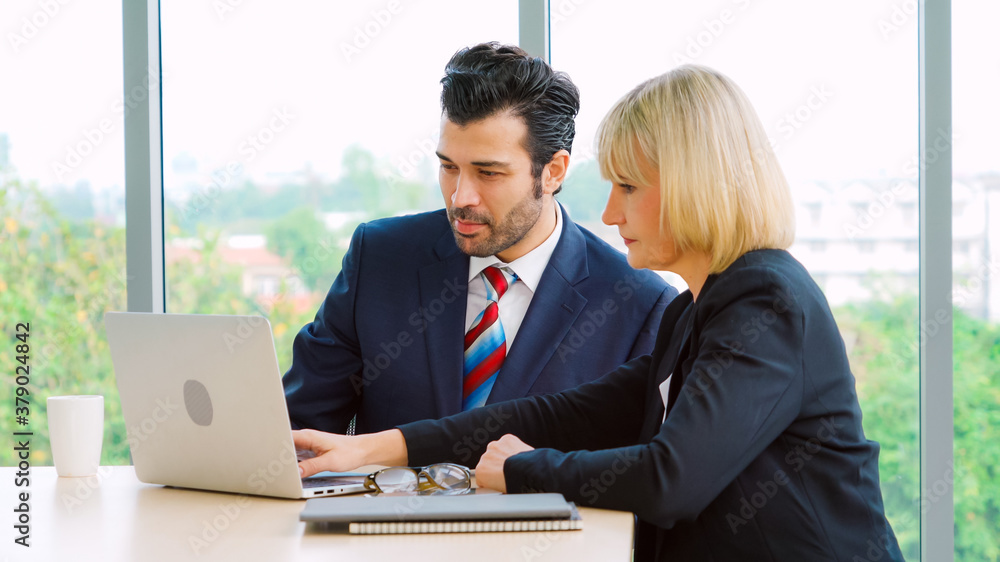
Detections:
[425, 464, 470, 490]
[373, 468, 419, 493]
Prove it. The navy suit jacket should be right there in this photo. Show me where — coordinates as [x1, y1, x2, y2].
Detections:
[283, 206, 676, 434]
[400, 250, 902, 561]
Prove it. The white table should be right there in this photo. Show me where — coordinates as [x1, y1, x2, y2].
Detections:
[2, 466, 634, 561]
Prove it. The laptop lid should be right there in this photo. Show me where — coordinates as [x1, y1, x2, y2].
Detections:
[104, 312, 366, 499]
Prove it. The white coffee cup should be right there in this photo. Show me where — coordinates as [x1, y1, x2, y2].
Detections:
[47, 395, 104, 477]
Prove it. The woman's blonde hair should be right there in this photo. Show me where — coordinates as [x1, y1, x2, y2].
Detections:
[597, 65, 795, 274]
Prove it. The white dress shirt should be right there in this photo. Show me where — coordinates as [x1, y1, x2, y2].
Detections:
[464, 203, 563, 349]
[659, 374, 673, 422]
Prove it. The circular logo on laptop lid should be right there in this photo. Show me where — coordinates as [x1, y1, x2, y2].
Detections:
[183, 379, 213, 426]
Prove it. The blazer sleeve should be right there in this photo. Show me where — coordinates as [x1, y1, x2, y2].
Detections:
[281, 223, 368, 433]
[502, 269, 807, 529]
[399, 354, 653, 467]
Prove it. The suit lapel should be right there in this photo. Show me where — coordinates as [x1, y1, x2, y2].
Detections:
[664, 308, 697, 414]
[418, 231, 470, 417]
[486, 206, 589, 404]
[664, 275, 718, 416]
[638, 292, 693, 441]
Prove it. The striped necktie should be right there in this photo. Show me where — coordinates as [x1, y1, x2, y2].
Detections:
[462, 265, 518, 411]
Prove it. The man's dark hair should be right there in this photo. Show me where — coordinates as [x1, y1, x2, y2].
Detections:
[441, 42, 580, 194]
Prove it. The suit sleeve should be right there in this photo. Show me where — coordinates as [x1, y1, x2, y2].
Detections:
[399, 354, 653, 467]
[281, 223, 368, 433]
[503, 270, 806, 529]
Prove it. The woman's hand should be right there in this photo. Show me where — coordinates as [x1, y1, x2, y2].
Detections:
[292, 428, 408, 477]
[292, 429, 363, 476]
[475, 434, 535, 493]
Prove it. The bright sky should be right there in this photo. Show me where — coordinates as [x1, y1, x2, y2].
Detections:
[1, 0, 996, 196]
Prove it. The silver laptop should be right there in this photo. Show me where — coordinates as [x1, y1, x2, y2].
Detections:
[105, 311, 368, 499]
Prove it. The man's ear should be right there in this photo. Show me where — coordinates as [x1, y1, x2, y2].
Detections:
[541, 150, 571, 195]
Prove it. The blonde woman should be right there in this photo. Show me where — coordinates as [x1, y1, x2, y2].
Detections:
[294, 66, 902, 561]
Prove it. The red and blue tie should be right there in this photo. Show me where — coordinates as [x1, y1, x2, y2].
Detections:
[462, 266, 518, 410]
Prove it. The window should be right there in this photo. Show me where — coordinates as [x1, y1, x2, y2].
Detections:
[0, 1, 127, 465]
[10, 1, 971, 555]
[952, 1, 1000, 558]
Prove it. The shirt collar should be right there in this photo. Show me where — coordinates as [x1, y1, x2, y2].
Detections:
[467, 202, 563, 293]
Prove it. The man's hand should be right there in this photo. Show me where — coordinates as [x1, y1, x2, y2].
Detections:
[292, 428, 408, 477]
[475, 434, 534, 493]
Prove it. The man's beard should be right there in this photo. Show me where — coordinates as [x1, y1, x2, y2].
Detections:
[448, 179, 545, 258]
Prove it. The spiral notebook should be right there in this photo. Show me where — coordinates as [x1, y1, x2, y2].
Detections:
[300, 492, 583, 534]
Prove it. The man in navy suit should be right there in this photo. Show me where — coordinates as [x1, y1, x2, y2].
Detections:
[283, 43, 676, 434]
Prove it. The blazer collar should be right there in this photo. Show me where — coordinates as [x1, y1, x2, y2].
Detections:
[541, 203, 590, 285]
